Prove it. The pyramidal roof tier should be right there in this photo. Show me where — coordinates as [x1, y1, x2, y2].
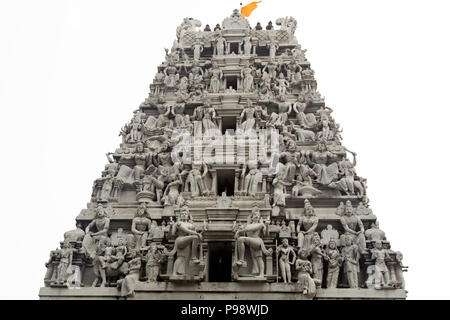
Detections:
[39, 10, 407, 300]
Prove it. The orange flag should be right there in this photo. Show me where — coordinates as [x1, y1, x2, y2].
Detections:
[241, 1, 262, 18]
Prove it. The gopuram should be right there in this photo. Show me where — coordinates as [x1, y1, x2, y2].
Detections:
[39, 10, 407, 300]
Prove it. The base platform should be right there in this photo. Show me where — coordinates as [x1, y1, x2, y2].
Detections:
[39, 283, 407, 300]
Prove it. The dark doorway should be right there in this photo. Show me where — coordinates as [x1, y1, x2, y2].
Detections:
[222, 116, 236, 134]
[208, 243, 232, 282]
[229, 43, 239, 54]
[217, 169, 235, 196]
[226, 76, 238, 90]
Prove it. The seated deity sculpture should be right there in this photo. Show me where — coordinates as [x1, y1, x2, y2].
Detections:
[83, 204, 110, 259]
[234, 207, 272, 277]
[183, 161, 210, 197]
[365, 221, 386, 243]
[161, 174, 183, 207]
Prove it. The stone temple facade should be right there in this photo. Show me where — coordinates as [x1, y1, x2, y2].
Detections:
[39, 10, 407, 300]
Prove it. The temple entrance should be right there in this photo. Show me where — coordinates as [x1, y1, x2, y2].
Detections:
[208, 243, 232, 282]
[217, 169, 235, 196]
[222, 116, 236, 134]
[226, 76, 238, 90]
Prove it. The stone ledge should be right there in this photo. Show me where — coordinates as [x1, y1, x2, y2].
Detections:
[39, 284, 406, 300]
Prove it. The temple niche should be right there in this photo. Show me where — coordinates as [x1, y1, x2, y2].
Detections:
[40, 10, 407, 300]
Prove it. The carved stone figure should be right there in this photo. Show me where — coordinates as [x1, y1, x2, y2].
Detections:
[241, 160, 263, 196]
[239, 99, 257, 133]
[340, 200, 367, 253]
[241, 60, 255, 93]
[240, 33, 253, 55]
[55, 242, 74, 285]
[183, 161, 210, 196]
[295, 248, 320, 295]
[365, 221, 386, 242]
[320, 225, 340, 246]
[209, 61, 223, 93]
[131, 203, 152, 250]
[214, 35, 227, 56]
[234, 207, 272, 277]
[297, 200, 319, 250]
[192, 38, 204, 61]
[276, 238, 296, 283]
[369, 240, 392, 288]
[63, 222, 85, 244]
[293, 96, 316, 129]
[145, 242, 164, 282]
[324, 239, 342, 288]
[340, 234, 360, 288]
[117, 250, 141, 297]
[310, 234, 325, 282]
[165, 206, 202, 275]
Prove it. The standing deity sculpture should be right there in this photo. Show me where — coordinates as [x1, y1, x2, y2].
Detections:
[183, 161, 210, 196]
[241, 60, 255, 93]
[145, 242, 165, 282]
[117, 249, 141, 297]
[368, 240, 392, 288]
[239, 99, 257, 133]
[276, 238, 296, 283]
[296, 199, 319, 250]
[272, 163, 290, 209]
[165, 206, 203, 276]
[365, 221, 386, 242]
[131, 203, 152, 251]
[192, 38, 204, 61]
[340, 234, 360, 288]
[340, 200, 367, 253]
[324, 239, 342, 288]
[214, 34, 227, 56]
[240, 32, 253, 55]
[234, 207, 272, 277]
[55, 242, 74, 285]
[275, 73, 289, 97]
[295, 248, 320, 296]
[267, 38, 279, 60]
[241, 160, 263, 197]
[310, 233, 326, 282]
[209, 61, 223, 93]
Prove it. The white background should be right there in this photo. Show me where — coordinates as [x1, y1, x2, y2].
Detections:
[0, 0, 449, 299]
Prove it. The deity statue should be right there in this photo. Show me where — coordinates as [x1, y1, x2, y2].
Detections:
[356, 196, 373, 215]
[336, 201, 345, 216]
[340, 234, 360, 288]
[369, 240, 392, 288]
[320, 224, 339, 246]
[241, 60, 255, 93]
[239, 99, 257, 133]
[55, 242, 74, 285]
[145, 242, 165, 282]
[131, 203, 152, 251]
[163, 61, 180, 88]
[183, 161, 210, 196]
[83, 204, 110, 258]
[272, 163, 290, 208]
[275, 73, 289, 96]
[234, 207, 272, 277]
[241, 160, 263, 197]
[214, 34, 227, 56]
[305, 139, 339, 186]
[280, 138, 297, 184]
[324, 239, 342, 288]
[295, 248, 320, 295]
[297, 199, 319, 250]
[192, 38, 204, 61]
[240, 33, 253, 55]
[117, 250, 141, 297]
[293, 95, 316, 129]
[267, 38, 279, 60]
[340, 200, 367, 253]
[365, 221, 386, 242]
[162, 174, 183, 207]
[276, 238, 296, 283]
[165, 206, 203, 275]
[310, 233, 326, 282]
[209, 61, 223, 93]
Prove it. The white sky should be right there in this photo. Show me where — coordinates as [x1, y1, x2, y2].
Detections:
[1, 0, 449, 299]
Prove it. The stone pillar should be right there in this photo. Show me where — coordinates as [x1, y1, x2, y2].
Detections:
[234, 170, 240, 194]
